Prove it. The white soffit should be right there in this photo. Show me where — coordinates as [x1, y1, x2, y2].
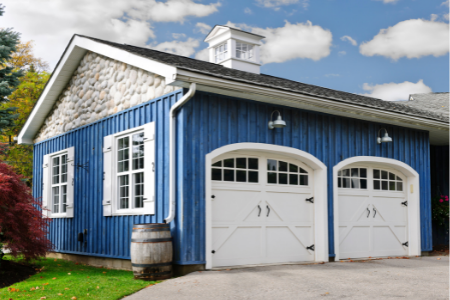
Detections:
[18, 35, 177, 145]
[174, 70, 449, 146]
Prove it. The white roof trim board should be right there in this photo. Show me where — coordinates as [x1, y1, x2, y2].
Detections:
[19, 35, 449, 145]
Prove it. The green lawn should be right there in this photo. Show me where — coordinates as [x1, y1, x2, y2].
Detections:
[0, 256, 158, 300]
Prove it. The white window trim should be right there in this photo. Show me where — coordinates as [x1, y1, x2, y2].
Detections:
[215, 43, 228, 63]
[235, 41, 254, 61]
[42, 147, 75, 218]
[103, 123, 155, 216]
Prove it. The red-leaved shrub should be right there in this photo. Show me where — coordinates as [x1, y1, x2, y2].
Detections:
[0, 162, 51, 261]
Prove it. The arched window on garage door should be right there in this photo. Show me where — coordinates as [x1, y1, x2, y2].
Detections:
[266, 159, 309, 186]
[211, 157, 259, 183]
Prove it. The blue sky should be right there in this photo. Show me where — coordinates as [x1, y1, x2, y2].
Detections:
[3, 0, 449, 101]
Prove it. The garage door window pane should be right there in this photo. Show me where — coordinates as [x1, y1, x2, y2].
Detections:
[382, 181, 388, 190]
[360, 179, 367, 189]
[279, 161, 288, 172]
[373, 169, 380, 179]
[381, 171, 388, 180]
[360, 169, 367, 178]
[249, 171, 258, 183]
[351, 168, 359, 177]
[267, 159, 277, 171]
[236, 170, 246, 182]
[248, 158, 258, 170]
[374, 180, 380, 190]
[389, 181, 396, 190]
[236, 158, 246, 169]
[268, 172, 277, 184]
[289, 164, 298, 173]
[212, 168, 222, 181]
[212, 161, 222, 167]
[224, 169, 234, 181]
[224, 159, 234, 168]
[289, 174, 298, 185]
[300, 175, 308, 186]
[351, 178, 359, 189]
[278, 173, 288, 184]
[397, 182, 403, 191]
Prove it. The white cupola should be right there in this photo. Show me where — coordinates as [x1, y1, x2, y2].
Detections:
[204, 25, 265, 74]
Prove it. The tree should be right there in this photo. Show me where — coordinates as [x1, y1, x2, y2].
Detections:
[0, 5, 23, 132]
[0, 162, 52, 264]
[0, 70, 50, 184]
[9, 40, 49, 72]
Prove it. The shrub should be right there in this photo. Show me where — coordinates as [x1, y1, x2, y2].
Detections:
[432, 194, 449, 227]
[0, 161, 51, 264]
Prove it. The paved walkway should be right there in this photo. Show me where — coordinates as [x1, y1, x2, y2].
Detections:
[125, 256, 449, 300]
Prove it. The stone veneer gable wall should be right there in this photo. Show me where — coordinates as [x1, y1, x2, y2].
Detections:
[35, 51, 180, 143]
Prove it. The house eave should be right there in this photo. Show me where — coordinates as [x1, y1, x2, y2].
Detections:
[173, 69, 449, 145]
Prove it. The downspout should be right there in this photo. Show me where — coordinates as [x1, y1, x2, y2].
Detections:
[164, 82, 197, 223]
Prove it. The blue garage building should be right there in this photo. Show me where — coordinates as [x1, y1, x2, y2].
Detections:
[19, 26, 449, 272]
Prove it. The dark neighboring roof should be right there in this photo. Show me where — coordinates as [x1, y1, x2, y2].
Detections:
[395, 93, 449, 118]
[79, 35, 448, 123]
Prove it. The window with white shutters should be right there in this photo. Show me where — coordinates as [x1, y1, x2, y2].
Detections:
[103, 122, 155, 216]
[42, 147, 74, 218]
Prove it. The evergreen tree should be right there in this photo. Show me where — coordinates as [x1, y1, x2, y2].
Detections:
[0, 5, 22, 131]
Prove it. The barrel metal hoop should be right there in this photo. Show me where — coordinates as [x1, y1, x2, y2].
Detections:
[135, 271, 172, 277]
[131, 238, 172, 243]
[132, 228, 170, 232]
[133, 224, 170, 229]
[132, 262, 172, 268]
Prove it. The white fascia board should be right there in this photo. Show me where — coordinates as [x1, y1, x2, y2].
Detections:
[174, 70, 449, 145]
[18, 35, 177, 145]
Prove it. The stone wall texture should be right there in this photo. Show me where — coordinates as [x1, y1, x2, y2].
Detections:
[35, 51, 180, 143]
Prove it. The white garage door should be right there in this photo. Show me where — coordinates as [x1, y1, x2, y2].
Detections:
[338, 166, 409, 259]
[211, 152, 315, 268]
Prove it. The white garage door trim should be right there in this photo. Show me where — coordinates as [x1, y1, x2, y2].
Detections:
[333, 156, 421, 261]
[205, 143, 328, 269]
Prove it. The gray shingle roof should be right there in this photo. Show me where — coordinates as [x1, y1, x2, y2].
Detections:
[395, 93, 449, 118]
[79, 35, 449, 123]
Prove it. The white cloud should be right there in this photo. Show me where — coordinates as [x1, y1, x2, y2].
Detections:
[172, 33, 186, 39]
[244, 7, 253, 14]
[360, 19, 449, 60]
[442, 0, 449, 6]
[374, 0, 399, 3]
[256, 0, 309, 10]
[361, 80, 432, 101]
[338, 51, 347, 56]
[228, 21, 332, 64]
[445, 14, 449, 20]
[430, 14, 439, 22]
[195, 48, 210, 61]
[340, 35, 357, 46]
[153, 38, 199, 57]
[195, 22, 212, 35]
[1, 0, 220, 68]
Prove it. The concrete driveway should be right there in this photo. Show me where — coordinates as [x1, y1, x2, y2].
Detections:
[125, 256, 449, 300]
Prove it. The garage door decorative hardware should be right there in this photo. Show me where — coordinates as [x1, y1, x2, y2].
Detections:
[266, 205, 271, 216]
[305, 197, 314, 203]
[258, 205, 261, 217]
[401, 201, 407, 206]
[373, 207, 377, 218]
[211, 250, 215, 254]
[366, 207, 370, 218]
[211, 195, 215, 199]
[402, 242, 408, 247]
[306, 244, 315, 251]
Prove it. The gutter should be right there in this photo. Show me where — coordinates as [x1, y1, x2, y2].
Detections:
[164, 83, 197, 224]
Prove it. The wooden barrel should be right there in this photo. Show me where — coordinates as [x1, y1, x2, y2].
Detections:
[130, 223, 173, 280]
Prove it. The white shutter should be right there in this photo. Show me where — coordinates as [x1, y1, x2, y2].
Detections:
[65, 147, 75, 218]
[143, 122, 155, 215]
[42, 154, 51, 218]
[103, 134, 113, 216]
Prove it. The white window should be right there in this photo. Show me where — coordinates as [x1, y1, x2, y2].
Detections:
[236, 42, 254, 60]
[103, 122, 155, 216]
[42, 147, 75, 218]
[215, 43, 228, 63]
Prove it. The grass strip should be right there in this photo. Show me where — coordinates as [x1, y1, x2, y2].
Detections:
[0, 256, 158, 299]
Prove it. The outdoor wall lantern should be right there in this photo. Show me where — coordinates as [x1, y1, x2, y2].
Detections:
[377, 128, 392, 144]
[268, 110, 286, 129]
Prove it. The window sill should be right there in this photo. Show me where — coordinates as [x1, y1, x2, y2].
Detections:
[111, 209, 150, 216]
[50, 213, 69, 219]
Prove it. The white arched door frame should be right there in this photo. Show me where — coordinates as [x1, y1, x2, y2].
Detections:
[333, 156, 421, 260]
[205, 143, 328, 269]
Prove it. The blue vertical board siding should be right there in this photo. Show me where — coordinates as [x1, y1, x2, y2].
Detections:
[33, 91, 183, 259]
[176, 91, 433, 264]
